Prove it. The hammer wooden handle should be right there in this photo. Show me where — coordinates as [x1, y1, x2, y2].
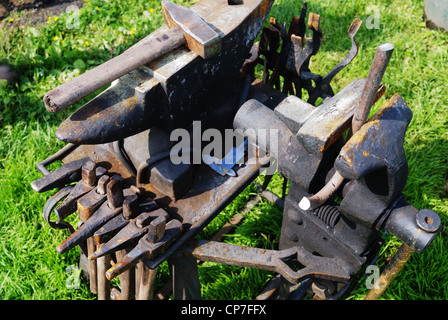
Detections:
[44, 27, 185, 113]
[44, 1, 222, 113]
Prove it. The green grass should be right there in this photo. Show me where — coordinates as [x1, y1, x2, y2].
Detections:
[1, 0, 447, 300]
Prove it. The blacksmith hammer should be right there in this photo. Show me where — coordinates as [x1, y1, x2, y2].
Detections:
[43, 0, 222, 113]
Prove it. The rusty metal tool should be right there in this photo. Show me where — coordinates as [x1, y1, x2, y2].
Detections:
[77, 173, 111, 295]
[364, 243, 414, 300]
[95, 192, 140, 300]
[352, 43, 395, 133]
[306, 18, 362, 105]
[56, 175, 124, 254]
[299, 43, 394, 211]
[105, 218, 183, 280]
[42, 186, 77, 234]
[96, 174, 125, 300]
[31, 157, 92, 193]
[112, 194, 139, 300]
[90, 209, 169, 260]
[93, 194, 157, 300]
[136, 263, 158, 300]
[55, 162, 108, 222]
[97, 254, 112, 300]
[335, 94, 441, 252]
[77, 175, 110, 223]
[186, 240, 352, 285]
[291, 13, 323, 81]
[93, 196, 157, 245]
[43, 0, 222, 113]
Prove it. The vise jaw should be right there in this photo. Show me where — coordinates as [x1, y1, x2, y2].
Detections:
[272, 85, 441, 254]
[275, 78, 367, 154]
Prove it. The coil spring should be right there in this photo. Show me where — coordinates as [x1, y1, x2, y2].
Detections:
[313, 205, 340, 228]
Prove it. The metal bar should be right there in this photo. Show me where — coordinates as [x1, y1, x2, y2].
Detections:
[169, 249, 202, 300]
[189, 240, 299, 284]
[364, 243, 414, 300]
[87, 238, 98, 295]
[36, 143, 78, 176]
[352, 43, 394, 133]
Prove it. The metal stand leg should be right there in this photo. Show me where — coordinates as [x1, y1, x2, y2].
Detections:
[364, 243, 414, 300]
[169, 249, 201, 300]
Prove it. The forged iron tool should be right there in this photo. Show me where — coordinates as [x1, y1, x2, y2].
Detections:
[56, 175, 125, 254]
[48, 0, 274, 145]
[300, 42, 395, 211]
[54, 161, 108, 222]
[31, 157, 92, 193]
[234, 91, 441, 299]
[105, 218, 183, 280]
[43, 0, 221, 113]
[90, 209, 170, 260]
[93, 196, 158, 246]
[245, 3, 362, 105]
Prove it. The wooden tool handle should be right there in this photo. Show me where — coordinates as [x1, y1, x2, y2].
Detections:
[44, 26, 185, 113]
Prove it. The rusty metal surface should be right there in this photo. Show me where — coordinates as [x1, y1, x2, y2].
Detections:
[161, 0, 221, 59]
[188, 239, 352, 284]
[234, 98, 323, 192]
[336, 94, 412, 181]
[57, 200, 123, 254]
[77, 187, 108, 223]
[307, 18, 362, 105]
[352, 43, 395, 134]
[31, 156, 91, 193]
[54, 0, 274, 145]
[106, 219, 183, 280]
[245, 4, 362, 106]
[90, 209, 168, 259]
[381, 197, 441, 253]
[141, 158, 266, 270]
[42, 185, 76, 233]
[364, 243, 414, 300]
[92, 198, 157, 245]
[295, 78, 366, 154]
[55, 166, 107, 222]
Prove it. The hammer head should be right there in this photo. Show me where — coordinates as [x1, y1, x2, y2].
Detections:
[161, 0, 222, 59]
